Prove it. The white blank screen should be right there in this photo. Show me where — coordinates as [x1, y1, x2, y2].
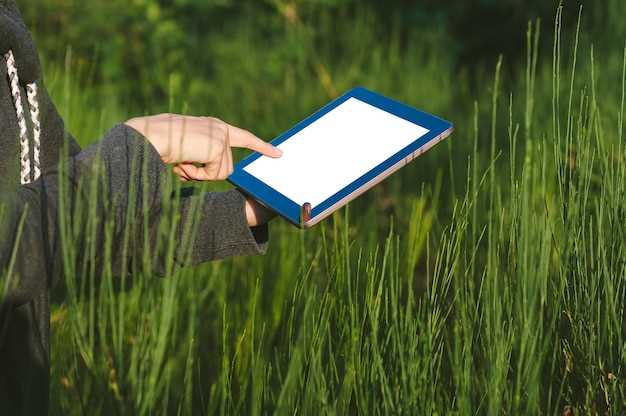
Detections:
[244, 97, 429, 207]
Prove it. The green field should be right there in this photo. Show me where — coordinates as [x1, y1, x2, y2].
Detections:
[17, 1, 626, 414]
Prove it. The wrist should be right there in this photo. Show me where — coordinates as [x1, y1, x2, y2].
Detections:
[244, 196, 276, 227]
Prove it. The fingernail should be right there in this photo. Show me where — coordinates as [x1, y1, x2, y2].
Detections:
[274, 147, 283, 156]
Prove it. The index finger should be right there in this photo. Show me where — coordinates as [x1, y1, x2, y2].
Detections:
[227, 125, 283, 158]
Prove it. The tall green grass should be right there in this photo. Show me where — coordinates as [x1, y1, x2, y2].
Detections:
[35, 5, 626, 415]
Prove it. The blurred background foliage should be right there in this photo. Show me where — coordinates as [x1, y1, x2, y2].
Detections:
[21, 0, 594, 112]
[20, 0, 626, 215]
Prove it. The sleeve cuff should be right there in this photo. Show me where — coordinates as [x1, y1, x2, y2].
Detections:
[193, 189, 269, 262]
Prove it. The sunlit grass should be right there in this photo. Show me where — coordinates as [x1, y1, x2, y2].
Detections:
[35, 6, 626, 415]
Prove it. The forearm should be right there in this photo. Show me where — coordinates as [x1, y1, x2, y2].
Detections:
[1, 122, 271, 305]
[71, 124, 269, 274]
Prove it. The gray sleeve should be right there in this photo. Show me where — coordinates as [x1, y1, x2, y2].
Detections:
[71, 124, 268, 275]
[177, 188, 269, 265]
[1, 124, 268, 306]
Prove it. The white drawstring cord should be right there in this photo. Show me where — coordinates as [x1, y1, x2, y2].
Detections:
[27, 82, 41, 182]
[4, 49, 41, 185]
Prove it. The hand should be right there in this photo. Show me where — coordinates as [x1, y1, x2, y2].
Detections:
[125, 113, 282, 181]
[125, 114, 281, 226]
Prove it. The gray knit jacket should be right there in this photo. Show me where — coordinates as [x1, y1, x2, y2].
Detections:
[0, 1, 268, 414]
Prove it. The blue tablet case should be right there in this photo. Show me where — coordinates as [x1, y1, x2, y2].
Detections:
[228, 87, 453, 228]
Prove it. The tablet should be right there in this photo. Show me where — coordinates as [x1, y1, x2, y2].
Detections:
[228, 87, 453, 228]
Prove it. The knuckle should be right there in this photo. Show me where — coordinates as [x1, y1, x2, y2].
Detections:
[214, 139, 226, 154]
[209, 123, 228, 142]
[218, 125, 229, 141]
[215, 119, 228, 130]
[208, 117, 226, 130]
